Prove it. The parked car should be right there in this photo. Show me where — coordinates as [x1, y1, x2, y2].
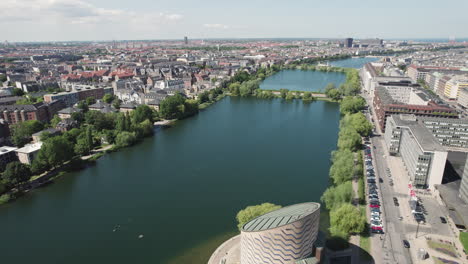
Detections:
[371, 228, 384, 234]
[371, 211, 380, 217]
[371, 220, 383, 227]
[368, 194, 379, 199]
[371, 207, 380, 213]
[403, 240, 410, 248]
[367, 179, 376, 184]
[440, 217, 447, 224]
[370, 215, 381, 221]
[370, 203, 380, 208]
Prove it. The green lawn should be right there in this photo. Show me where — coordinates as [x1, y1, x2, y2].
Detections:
[460, 232, 468, 253]
[427, 240, 458, 258]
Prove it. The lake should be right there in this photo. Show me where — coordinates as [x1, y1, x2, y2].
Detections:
[0, 72, 343, 264]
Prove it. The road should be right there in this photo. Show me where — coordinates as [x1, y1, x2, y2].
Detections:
[362, 91, 413, 264]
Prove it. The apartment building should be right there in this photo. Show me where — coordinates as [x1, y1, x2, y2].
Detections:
[444, 78, 468, 101]
[421, 117, 468, 150]
[385, 115, 448, 189]
[458, 88, 468, 108]
[44, 86, 113, 107]
[373, 86, 458, 132]
[460, 156, 468, 204]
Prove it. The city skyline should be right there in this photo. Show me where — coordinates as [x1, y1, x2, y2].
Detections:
[2, 0, 468, 42]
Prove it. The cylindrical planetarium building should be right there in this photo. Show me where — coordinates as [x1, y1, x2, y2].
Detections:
[240, 202, 321, 264]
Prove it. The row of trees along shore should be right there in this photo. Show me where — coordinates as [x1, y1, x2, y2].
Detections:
[321, 94, 373, 250]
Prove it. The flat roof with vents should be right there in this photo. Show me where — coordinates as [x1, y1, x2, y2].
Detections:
[242, 202, 320, 232]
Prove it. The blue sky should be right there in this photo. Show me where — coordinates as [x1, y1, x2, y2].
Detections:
[1, 0, 467, 42]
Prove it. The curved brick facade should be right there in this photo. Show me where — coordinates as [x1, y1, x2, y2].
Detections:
[240, 203, 320, 264]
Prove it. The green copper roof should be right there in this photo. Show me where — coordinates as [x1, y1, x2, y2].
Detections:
[242, 202, 320, 232]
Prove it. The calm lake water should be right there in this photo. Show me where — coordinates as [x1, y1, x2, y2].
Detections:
[0, 72, 343, 264]
[260, 69, 346, 92]
[329, 57, 380, 68]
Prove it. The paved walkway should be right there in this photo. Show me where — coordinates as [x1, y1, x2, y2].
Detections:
[81, 145, 113, 160]
[208, 235, 240, 264]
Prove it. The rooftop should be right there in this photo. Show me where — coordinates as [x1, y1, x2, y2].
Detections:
[242, 202, 320, 232]
[15, 142, 43, 154]
[391, 115, 446, 152]
[0, 146, 18, 155]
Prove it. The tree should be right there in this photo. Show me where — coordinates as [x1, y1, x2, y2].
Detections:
[11, 88, 25, 96]
[198, 91, 210, 104]
[70, 111, 84, 123]
[11, 120, 45, 147]
[77, 101, 89, 112]
[85, 97, 96, 106]
[340, 96, 366, 115]
[115, 131, 137, 148]
[50, 115, 61, 128]
[239, 79, 260, 97]
[1, 162, 32, 186]
[337, 127, 361, 151]
[321, 181, 353, 210]
[329, 150, 355, 184]
[330, 204, 366, 237]
[342, 113, 373, 137]
[102, 94, 114, 104]
[34, 136, 74, 170]
[229, 82, 241, 96]
[236, 203, 282, 230]
[132, 105, 154, 124]
[327, 89, 342, 101]
[325, 83, 336, 94]
[74, 127, 94, 155]
[285, 91, 296, 100]
[135, 119, 154, 137]
[279, 89, 289, 99]
[302, 91, 316, 103]
[159, 93, 186, 119]
[112, 98, 121, 109]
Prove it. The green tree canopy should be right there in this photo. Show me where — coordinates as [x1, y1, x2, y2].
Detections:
[228, 82, 241, 96]
[341, 112, 373, 137]
[329, 149, 355, 184]
[115, 131, 137, 148]
[321, 181, 353, 210]
[11, 88, 25, 96]
[159, 93, 186, 119]
[33, 136, 74, 172]
[337, 127, 362, 151]
[1, 162, 32, 186]
[11, 120, 45, 147]
[279, 89, 289, 99]
[340, 96, 366, 115]
[102, 94, 115, 104]
[236, 203, 282, 230]
[330, 203, 366, 238]
[132, 105, 154, 124]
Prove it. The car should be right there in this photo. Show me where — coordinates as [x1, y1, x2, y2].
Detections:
[371, 211, 380, 217]
[371, 220, 383, 227]
[440, 217, 447, 224]
[368, 194, 379, 199]
[370, 203, 380, 208]
[403, 240, 410, 248]
[371, 207, 380, 213]
[367, 176, 376, 180]
[370, 216, 381, 221]
[379, 178, 384, 183]
[371, 228, 384, 234]
[367, 179, 376, 184]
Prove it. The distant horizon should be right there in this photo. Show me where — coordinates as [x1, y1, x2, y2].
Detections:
[5, 37, 468, 44]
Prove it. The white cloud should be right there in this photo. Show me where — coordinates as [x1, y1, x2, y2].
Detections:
[0, 0, 182, 26]
[203, 23, 230, 29]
